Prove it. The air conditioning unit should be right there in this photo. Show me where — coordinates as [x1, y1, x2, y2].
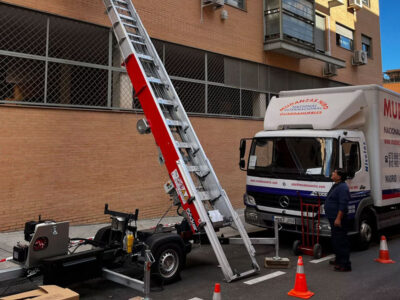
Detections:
[202, 0, 224, 8]
[328, 0, 345, 8]
[348, 0, 363, 10]
[352, 50, 368, 65]
[323, 63, 338, 77]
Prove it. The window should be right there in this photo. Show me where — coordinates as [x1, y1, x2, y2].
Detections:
[362, 0, 370, 7]
[225, 0, 245, 9]
[315, 14, 326, 52]
[342, 141, 361, 177]
[336, 23, 354, 51]
[362, 35, 372, 58]
[282, 0, 314, 45]
[248, 137, 338, 181]
[264, 0, 315, 46]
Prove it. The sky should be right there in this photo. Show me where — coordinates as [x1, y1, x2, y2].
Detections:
[380, 0, 400, 72]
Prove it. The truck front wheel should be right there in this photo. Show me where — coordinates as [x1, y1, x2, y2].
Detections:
[152, 242, 184, 284]
[357, 212, 375, 250]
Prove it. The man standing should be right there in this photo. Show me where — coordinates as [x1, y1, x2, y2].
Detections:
[325, 169, 352, 271]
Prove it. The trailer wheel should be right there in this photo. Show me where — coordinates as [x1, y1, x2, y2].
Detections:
[313, 243, 322, 259]
[292, 240, 301, 256]
[357, 212, 375, 250]
[152, 242, 183, 284]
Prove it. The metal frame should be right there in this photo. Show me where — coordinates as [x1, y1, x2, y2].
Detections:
[104, 0, 261, 282]
[0, 266, 25, 282]
[102, 249, 154, 299]
[228, 216, 282, 259]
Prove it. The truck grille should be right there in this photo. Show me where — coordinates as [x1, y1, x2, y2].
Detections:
[249, 191, 321, 211]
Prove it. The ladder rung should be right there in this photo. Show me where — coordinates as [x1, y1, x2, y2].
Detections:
[137, 54, 154, 62]
[147, 77, 163, 84]
[122, 22, 138, 29]
[175, 141, 193, 149]
[120, 15, 136, 23]
[197, 191, 211, 201]
[131, 39, 146, 46]
[128, 33, 144, 40]
[166, 119, 185, 127]
[186, 165, 209, 173]
[187, 166, 200, 172]
[157, 98, 176, 106]
[114, 0, 128, 4]
[187, 165, 211, 178]
[115, 5, 129, 12]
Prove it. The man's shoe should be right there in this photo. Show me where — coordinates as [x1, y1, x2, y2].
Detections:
[334, 265, 352, 272]
[329, 259, 337, 266]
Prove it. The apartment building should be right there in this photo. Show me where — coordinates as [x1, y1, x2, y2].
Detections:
[384, 69, 400, 93]
[0, 0, 382, 231]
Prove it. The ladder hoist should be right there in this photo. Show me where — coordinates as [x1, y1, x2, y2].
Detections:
[104, 0, 260, 282]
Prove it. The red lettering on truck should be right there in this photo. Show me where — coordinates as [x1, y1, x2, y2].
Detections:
[280, 98, 329, 112]
[384, 98, 400, 119]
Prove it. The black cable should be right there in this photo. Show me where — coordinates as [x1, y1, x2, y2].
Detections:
[69, 243, 83, 254]
[69, 238, 102, 247]
[176, 205, 183, 216]
[153, 203, 174, 233]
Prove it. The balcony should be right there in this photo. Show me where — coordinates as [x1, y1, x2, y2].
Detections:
[264, 0, 346, 68]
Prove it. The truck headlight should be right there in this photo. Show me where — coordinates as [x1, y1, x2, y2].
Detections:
[244, 194, 256, 206]
[318, 223, 331, 231]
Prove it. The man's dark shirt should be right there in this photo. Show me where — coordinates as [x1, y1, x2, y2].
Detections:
[324, 182, 351, 219]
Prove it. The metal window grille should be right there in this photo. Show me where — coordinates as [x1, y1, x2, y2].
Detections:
[0, 3, 342, 119]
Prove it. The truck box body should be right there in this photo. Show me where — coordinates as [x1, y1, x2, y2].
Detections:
[272, 85, 400, 207]
[243, 85, 400, 241]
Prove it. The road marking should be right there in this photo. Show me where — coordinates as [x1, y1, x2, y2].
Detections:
[188, 298, 203, 300]
[310, 254, 335, 264]
[244, 271, 285, 285]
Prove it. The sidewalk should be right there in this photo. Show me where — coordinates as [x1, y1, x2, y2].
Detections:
[0, 208, 261, 271]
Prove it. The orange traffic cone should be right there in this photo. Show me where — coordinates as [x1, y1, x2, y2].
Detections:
[288, 256, 314, 299]
[375, 236, 395, 264]
[212, 283, 221, 300]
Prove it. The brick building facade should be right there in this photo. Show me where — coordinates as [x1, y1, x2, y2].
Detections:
[0, 0, 383, 231]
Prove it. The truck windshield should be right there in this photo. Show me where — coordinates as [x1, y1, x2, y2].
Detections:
[247, 137, 338, 181]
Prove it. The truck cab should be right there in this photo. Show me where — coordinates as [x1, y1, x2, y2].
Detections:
[241, 129, 372, 241]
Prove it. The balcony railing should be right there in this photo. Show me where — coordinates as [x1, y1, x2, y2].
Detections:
[264, 0, 346, 68]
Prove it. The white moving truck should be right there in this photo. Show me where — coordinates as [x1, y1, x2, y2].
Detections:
[240, 85, 400, 249]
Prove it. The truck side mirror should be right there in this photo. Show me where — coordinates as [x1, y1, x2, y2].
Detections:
[239, 159, 246, 170]
[240, 139, 246, 159]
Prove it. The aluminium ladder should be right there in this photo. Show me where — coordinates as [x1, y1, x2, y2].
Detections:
[103, 0, 259, 282]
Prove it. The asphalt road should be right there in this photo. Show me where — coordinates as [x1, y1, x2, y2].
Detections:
[2, 227, 400, 300]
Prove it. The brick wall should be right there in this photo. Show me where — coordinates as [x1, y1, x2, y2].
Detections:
[2, 0, 382, 85]
[0, 106, 261, 231]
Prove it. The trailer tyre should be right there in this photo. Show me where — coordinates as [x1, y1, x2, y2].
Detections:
[94, 226, 111, 245]
[357, 212, 375, 250]
[152, 242, 183, 284]
[292, 240, 301, 256]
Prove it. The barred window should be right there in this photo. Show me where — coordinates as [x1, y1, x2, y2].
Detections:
[0, 3, 343, 119]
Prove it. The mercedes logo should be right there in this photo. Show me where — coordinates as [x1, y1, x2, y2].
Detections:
[279, 196, 290, 208]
